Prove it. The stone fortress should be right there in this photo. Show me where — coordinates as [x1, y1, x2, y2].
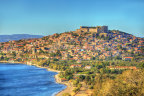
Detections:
[76, 26, 108, 33]
[75, 26, 109, 37]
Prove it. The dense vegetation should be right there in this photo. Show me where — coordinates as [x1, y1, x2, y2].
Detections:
[93, 69, 144, 96]
[32, 59, 144, 96]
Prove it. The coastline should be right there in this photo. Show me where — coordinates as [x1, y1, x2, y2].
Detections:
[0, 61, 69, 96]
[54, 74, 73, 96]
[35, 65, 71, 96]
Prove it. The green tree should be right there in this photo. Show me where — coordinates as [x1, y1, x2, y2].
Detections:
[62, 93, 71, 96]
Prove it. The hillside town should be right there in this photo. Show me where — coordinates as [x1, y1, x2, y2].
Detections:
[0, 26, 143, 64]
[0, 26, 144, 96]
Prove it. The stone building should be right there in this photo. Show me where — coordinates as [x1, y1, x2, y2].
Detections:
[76, 26, 108, 33]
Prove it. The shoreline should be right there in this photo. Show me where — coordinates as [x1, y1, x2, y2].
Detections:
[0, 61, 69, 96]
[54, 74, 73, 96]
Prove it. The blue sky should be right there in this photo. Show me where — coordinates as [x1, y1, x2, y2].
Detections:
[0, 0, 144, 37]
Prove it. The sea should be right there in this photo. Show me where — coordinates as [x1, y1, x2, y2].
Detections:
[0, 63, 66, 96]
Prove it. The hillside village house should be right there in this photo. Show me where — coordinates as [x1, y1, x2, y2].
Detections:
[70, 65, 83, 68]
[85, 65, 91, 69]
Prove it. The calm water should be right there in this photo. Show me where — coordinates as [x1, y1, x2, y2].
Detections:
[0, 63, 66, 96]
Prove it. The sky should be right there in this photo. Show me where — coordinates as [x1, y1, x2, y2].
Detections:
[0, 0, 144, 37]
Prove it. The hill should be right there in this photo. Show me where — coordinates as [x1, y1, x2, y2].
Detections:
[0, 26, 143, 62]
[0, 26, 144, 96]
[0, 34, 43, 42]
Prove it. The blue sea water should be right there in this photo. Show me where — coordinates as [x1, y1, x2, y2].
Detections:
[0, 63, 66, 96]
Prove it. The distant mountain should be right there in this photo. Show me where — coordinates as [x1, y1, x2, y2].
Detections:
[0, 34, 44, 42]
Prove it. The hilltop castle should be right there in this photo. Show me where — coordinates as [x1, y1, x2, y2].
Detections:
[76, 26, 108, 33]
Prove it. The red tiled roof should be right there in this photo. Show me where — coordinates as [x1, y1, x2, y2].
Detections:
[17, 45, 23, 47]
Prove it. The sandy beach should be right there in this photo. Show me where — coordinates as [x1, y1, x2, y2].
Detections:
[45, 68, 73, 96]
[54, 74, 74, 96]
[34, 65, 72, 96]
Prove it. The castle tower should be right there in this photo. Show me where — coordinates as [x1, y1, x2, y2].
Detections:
[101, 26, 108, 33]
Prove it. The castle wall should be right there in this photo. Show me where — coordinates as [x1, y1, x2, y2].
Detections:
[78, 27, 89, 32]
[89, 28, 97, 32]
[77, 26, 108, 33]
